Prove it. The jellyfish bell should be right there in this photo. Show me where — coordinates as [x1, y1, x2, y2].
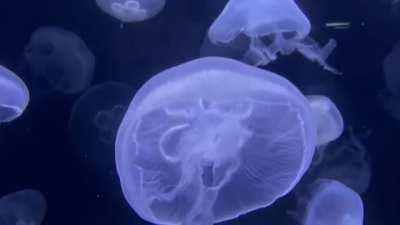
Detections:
[24, 27, 95, 94]
[206, 0, 339, 74]
[300, 179, 364, 225]
[0, 189, 47, 225]
[0, 65, 30, 123]
[116, 57, 318, 225]
[96, 0, 166, 23]
[306, 95, 344, 146]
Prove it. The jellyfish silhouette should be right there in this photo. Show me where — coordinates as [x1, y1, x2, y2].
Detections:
[69, 82, 132, 174]
[307, 95, 344, 146]
[204, 0, 339, 74]
[116, 57, 318, 225]
[24, 27, 95, 94]
[0, 189, 47, 225]
[299, 179, 364, 225]
[0, 65, 30, 123]
[379, 40, 400, 120]
[96, 0, 166, 23]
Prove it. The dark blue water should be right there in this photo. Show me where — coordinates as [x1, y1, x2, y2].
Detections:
[0, 0, 399, 225]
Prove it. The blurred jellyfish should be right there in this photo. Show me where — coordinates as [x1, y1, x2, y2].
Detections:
[0, 66, 30, 123]
[298, 179, 364, 225]
[116, 57, 318, 225]
[300, 128, 371, 195]
[69, 82, 132, 175]
[96, 0, 166, 23]
[204, 0, 339, 74]
[307, 95, 344, 146]
[380, 40, 400, 120]
[24, 27, 95, 94]
[0, 189, 47, 225]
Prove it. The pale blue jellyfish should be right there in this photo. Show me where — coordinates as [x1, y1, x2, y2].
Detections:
[307, 95, 344, 146]
[24, 27, 95, 94]
[96, 0, 166, 23]
[205, 0, 339, 74]
[0, 65, 30, 123]
[301, 179, 364, 225]
[0, 189, 47, 225]
[116, 57, 318, 225]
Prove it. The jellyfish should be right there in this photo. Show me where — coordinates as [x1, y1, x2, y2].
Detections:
[299, 128, 371, 195]
[380, 40, 400, 119]
[116, 57, 318, 225]
[204, 0, 339, 74]
[306, 95, 344, 146]
[96, 0, 166, 23]
[299, 179, 364, 225]
[24, 27, 95, 94]
[69, 82, 132, 172]
[0, 65, 30, 123]
[0, 189, 47, 225]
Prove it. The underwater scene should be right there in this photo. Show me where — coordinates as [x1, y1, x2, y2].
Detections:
[0, 0, 399, 225]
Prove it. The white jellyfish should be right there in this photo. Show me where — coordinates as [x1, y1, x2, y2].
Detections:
[299, 179, 364, 225]
[307, 95, 344, 146]
[116, 57, 319, 225]
[24, 27, 95, 94]
[96, 0, 166, 23]
[0, 65, 30, 123]
[0, 189, 47, 225]
[204, 0, 339, 74]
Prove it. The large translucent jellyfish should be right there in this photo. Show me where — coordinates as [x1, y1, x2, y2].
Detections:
[299, 179, 364, 225]
[0, 189, 47, 225]
[116, 57, 318, 225]
[307, 95, 344, 146]
[205, 0, 339, 74]
[69, 82, 132, 176]
[0, 65, 30, 123]
[96, 0, 166, 23]
[24, 27, 95, 94]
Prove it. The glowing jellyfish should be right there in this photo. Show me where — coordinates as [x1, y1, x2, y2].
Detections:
[0, 65, 30, 123]
[0, 189, 47, 225]
[205, 0, 339, 74]
[301, 179, 364, 225]
[96, 0, 166, 23]
[307, 95, 344, 146]
[116, 57, 318, 225]
[69, 82, 132, 174]
[24, 27, 95, 94]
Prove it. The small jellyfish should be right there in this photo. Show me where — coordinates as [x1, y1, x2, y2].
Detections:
[69, 82, 132, 183]
[116, 57, 318, 225]
[307, 95, 344, 146]
[24, 27, 95, 94]
[0, 189, 47, 225]
[96, 0, 166, 23]
[0, 65, 30, 123]
[205, 0, 339, 74]
[300, 128, 371, 195]
[300, 179, 364, 225]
